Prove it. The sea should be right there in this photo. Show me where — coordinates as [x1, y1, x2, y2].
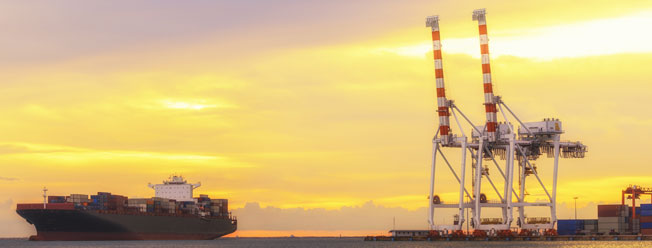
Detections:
[2, 238, 652, 248]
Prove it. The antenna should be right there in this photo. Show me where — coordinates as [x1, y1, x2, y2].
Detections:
[426, 15, 452, 145]
[42, 187, 48, 209]
[472, 8, 498, 142]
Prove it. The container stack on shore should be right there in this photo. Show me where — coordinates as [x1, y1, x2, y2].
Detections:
[557, 220, 583, 235]
[598, 205, 629, 234]
[584, 219, 598, 234]
[641, 204, 652, 235]
[557, 219, 598, 235]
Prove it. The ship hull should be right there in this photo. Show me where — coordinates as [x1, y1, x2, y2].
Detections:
[17, 209, 236, 241]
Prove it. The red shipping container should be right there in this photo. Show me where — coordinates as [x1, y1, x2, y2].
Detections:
[17, 203, 74, 210]
[642, 229, 652, 235]
[47, 196, 66, 203]
[16, 204, 44, 210]
[598, 205, 624, 217]
[46, 203, 75, 210]
[640, 216, 652, 222]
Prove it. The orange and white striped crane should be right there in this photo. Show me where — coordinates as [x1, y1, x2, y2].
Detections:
[426, 8, 587, 237]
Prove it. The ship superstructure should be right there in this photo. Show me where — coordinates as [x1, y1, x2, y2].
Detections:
[148, 175, 201, 202]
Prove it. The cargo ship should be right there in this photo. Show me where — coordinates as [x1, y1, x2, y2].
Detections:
[16, 176, 237, 241]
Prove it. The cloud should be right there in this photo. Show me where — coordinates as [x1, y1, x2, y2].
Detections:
[380, 10, 652, 60]
[231, 199, 609, 233]
[0, 177, 18, 181]
[0, 1, 650, 238]
[0, 199, 12, 208]
[0, 199, 35, 238]
[232, 201, 428, 231]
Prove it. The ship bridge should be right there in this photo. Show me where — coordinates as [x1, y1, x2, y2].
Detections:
[148, 175, 201, 202]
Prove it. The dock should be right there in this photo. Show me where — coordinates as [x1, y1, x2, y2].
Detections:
[364, 235, 652, 241]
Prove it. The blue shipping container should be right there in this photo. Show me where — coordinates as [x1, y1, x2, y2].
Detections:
[558, 219, 583, 233]
[641, 210, 652, 216]
[641, 222, 652, 229]
[641, 204, 652, 211]
[557, 229, 576, 235]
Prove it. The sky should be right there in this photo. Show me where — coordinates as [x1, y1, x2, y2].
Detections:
[1, 0, 652, 237]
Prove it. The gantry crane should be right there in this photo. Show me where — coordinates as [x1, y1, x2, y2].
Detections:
[622, 185, 652, 231]
[426, 9, 588, 237]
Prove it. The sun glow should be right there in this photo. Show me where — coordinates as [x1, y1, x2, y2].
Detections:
[160, 99, 237, 110]
[380, 11, 652, 60]
[162, 100, 215, 110]
[0, 142, 221, 162]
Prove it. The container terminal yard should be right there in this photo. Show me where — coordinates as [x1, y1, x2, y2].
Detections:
[365, 8, 650, 242]
[367, 185, 652, 241]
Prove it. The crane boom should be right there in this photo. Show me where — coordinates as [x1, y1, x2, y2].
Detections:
[426, 15, 452, 145]
[472, 8, 498, 142]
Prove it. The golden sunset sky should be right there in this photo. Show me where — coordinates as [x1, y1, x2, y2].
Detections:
[1, 0, 652, 237]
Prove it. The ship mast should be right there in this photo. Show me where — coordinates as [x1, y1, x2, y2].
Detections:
[42, 187, 48, 209]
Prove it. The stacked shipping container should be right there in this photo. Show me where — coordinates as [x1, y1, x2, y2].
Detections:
[58, 192, 229, 218]
[557, 219, 598, 235]
[195, 195, 228, 217]
[641, 204, 652, 235]
[150, 197, 177, 214]
[557, 220, 583, 235]
[598, 205, 629, 234]
[177, 201, 197, 215]
[127, 198, 148, 212]
[67, 194, 89, 204]
[584, 219, 598, 234]
[210, 199, 229, 217]
[47, 196, 66, 203]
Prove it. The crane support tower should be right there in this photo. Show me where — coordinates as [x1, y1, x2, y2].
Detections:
[426, 9, 587, 236]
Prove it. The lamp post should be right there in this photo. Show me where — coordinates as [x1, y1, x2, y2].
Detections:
[573, 197, 578, 220]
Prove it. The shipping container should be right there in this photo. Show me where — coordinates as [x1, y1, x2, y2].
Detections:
[17, 203, 75, 210]
[584, 223, 598, 232]
[47, 196, 66, 203]
[598, 216, 626, 223]
[641, 210, 652, 216]
[598, 205, 627, 217]
[583, 219, 598, 225]
[557, 229, 576, 235]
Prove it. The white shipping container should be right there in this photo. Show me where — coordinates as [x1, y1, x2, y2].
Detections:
[584, 224, 598, 231]
[599, 217, 625, 223]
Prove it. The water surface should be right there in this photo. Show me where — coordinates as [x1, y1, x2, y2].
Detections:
[2, 237, 652, 247]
